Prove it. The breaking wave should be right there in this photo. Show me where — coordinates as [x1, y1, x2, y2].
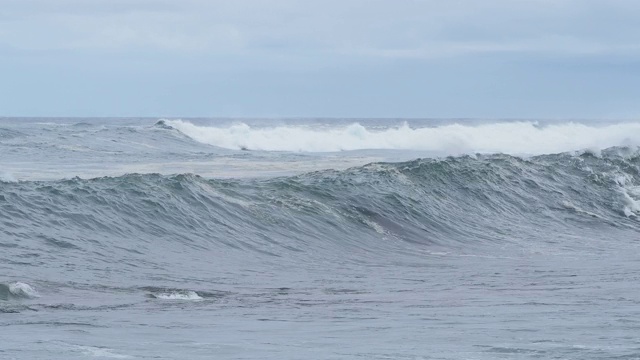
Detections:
[0, 282, 39, 300]
[161, 119, 640, 154]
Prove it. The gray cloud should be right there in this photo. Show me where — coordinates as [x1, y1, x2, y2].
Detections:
[1, 0, 638, 58]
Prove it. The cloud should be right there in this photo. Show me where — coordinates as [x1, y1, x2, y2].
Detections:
[1, 0, 639, 119]
[0, 0, 639, 59]
[355, 36, 640, 60]
[0, 1, 243, 51]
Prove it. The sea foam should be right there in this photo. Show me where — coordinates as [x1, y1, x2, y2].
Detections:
[0, 171, 17, 183]
[8, 282, 39, 299]
[164, 120, 640, 154]
[151, 290, 203, 300]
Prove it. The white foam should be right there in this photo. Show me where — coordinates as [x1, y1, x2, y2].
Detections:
[154, 291, 203, 300]
[164, 120, 640, 154]
[0, 171, 17, 182]
[621, 186, 640, 217]
[73, 345, 133, 359]
[361, 218, 386, 235]
[8, 282, 39, 298]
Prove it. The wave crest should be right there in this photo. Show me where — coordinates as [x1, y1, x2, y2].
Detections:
[163, 120, 640, 154]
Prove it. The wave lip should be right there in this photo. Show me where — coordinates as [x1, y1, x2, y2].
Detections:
[153, 119, 174, 130]
[163, 119, 640, 154]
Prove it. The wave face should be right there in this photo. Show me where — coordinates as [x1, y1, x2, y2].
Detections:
[2, 149, 639, 280]
[164, 119, 640, 153]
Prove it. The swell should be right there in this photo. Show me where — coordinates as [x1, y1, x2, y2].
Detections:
[2, 149, 639, 267]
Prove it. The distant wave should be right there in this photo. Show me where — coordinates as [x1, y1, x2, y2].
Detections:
[142, 286, 227, 301]
[148, 290, 203, 300]
[162, 119, 640, 154]
[0, 171, 16, 183]
[0, 282, 39, 300]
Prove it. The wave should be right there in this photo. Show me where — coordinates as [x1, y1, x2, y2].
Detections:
[0, 127, 26, 140]
[61, 344, 133, 359]
[147, 290, 203, 300]
[1, 149, 639, 268]
[0, 171, 16, 183]
[0, 282, 39, 300]
[161, 119, 640, 154]
[141, 286, 226, 301]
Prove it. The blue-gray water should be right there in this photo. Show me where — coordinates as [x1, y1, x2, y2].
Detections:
[2, 118, 640, 359]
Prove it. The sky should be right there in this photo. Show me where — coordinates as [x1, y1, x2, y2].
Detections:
[0, 0, 639, 118]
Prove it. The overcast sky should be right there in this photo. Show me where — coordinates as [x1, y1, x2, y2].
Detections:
[1, 0, 639, 118]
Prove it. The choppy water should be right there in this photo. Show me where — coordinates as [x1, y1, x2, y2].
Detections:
[2, 118, 640, 359]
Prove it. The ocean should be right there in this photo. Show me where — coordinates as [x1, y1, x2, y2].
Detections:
[1, 118, 640, 359]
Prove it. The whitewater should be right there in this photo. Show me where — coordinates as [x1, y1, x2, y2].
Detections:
[2, 118, 640, 359]
[163, 119, 640, 153]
